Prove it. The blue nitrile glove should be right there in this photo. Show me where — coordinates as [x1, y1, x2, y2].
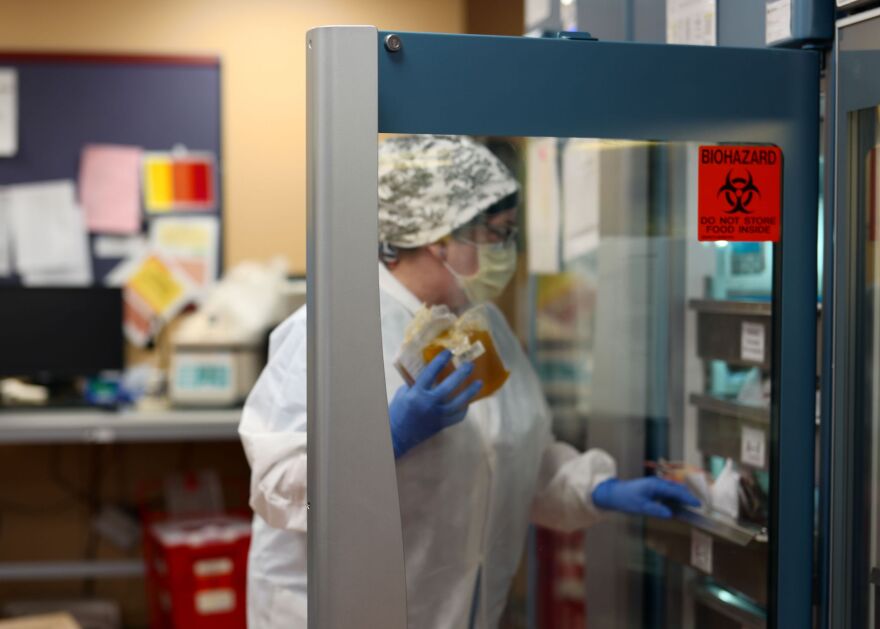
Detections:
[389, 350, 483, 459]
[591, 477, 701, 519]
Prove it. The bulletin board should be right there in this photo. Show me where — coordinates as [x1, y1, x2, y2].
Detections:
[0, 52, 222, 285]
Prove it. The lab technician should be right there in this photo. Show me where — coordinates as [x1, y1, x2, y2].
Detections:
[239, 135, 699, 628]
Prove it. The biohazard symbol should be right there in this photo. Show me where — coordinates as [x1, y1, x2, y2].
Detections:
[717, 169, 761, 214]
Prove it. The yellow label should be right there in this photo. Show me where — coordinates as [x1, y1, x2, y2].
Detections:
[144, 157, 173, 211]
[129, 256, 184, 314]
[155, 222, 210, 251]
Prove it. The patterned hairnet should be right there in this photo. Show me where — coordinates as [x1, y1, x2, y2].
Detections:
[378, 135, 519, 248]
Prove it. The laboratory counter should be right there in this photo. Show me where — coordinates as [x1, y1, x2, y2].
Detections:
[0, 407, 242, 445]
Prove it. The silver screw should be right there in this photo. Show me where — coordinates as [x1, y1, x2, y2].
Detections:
[385, 34, 402, 53]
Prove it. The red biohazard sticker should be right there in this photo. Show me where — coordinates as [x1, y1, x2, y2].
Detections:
[698, 145, 782, 242]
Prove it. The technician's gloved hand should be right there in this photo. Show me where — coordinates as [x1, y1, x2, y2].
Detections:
[591, 477, 701, 519]
[389, 350, 483, 459]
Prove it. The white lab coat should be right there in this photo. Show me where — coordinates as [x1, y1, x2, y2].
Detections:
[239, 264, 617, 629]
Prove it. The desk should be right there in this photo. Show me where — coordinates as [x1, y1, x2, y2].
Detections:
[0, 408, 242, 445]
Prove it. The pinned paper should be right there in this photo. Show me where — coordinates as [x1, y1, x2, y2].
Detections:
[122, 252, 195, 346]
[765, 0, 792, 45]
[0, 68, 17, 157]
[129, 254, 189, 315]
[0, 190, 10, 277]
[94, 235, 148, 259]
[562, 139, 600, 262]
[7, 180, 92, 285]
[145, 155, 174, 211]
[143, 152, 216, 213]
[21, 266, 92, 287]
[667, 0, 717, 45]
[79, 144, 143, 234]
[525, 0, 551, 29]
[526, 138, 561, 274]
[150, 216, 219, 289]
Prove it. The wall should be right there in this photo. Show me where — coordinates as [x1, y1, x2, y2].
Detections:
[0, 0, 465, 274]
[0, 2, 465, 624]
[466, 0, 524, 35]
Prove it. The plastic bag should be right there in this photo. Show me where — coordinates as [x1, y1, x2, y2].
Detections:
[395, 305, 509, 403]
[710, 458, 741, 519]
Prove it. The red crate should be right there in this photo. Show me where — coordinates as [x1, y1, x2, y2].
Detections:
[144, 515, 251, 629]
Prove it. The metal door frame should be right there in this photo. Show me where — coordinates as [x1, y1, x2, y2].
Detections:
[825, 7, 880, 628]
[307, 27, 820, 628]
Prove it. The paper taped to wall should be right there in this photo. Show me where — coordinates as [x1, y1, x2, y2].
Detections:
[0, 68, 17, 157]
[122, 252, 196, 346]
[526, 138, 561, 274]
[6, 180, 92, 285]
[0, 190, 11, 277]
[79, 143, 144, 234]
[562, 139, 600, 262]
[150, 215, 219, 289]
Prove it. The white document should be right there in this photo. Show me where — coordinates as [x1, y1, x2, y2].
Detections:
[667, 0, 717, 45]
[526, 138, 561, 274]
[7, 180, 92, 285]
[0, 69, 17, 157]
[94, 234, 147, 259]
[766, 0, 792, 44]
[562, 139, 600, 262]
[0, 191, 11, 277]
[525, 0, 552, 30]
[21, 265, 92, 287]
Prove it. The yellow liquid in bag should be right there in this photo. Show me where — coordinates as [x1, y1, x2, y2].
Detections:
[422, 329, 509, 403]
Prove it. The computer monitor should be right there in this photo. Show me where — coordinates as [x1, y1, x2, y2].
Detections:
[0, 287, 123, 378]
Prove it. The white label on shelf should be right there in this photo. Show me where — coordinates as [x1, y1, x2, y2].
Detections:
[195, 588, 236, 615]
[667, 0, 717, 45]
[766, 0, 792, 45]
[741, 321, 766, 363]
[691, 530, 713, 574]
[194, 557, 233, 577]
[741, 425, 767, 468]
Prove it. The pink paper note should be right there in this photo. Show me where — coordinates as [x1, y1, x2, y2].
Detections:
[79, 144, 143, 234]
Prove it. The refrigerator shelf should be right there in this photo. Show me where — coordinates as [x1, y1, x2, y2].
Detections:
[689, 299, 772, 369]
[689, 299, 822, 373]
[689, 299, 773, 317]
[694, 582, 767, 629]
[675, 507, 768, 546]
[644, 513, 769, 607]
[690, 393, 770, 425]
[691, 393, 770, 470]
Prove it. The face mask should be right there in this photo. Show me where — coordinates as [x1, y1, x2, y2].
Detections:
[445, 242, 517, 304]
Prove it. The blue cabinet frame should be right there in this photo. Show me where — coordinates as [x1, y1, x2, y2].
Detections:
[307, 27, 819, 628]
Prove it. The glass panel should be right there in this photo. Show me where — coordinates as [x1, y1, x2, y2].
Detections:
[850, 105, 880, 628]
[377, 134, 774, 628]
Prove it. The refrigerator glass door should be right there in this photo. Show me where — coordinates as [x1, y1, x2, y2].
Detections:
[307, 28, 819, 629]
[829, 8, 880, 628]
